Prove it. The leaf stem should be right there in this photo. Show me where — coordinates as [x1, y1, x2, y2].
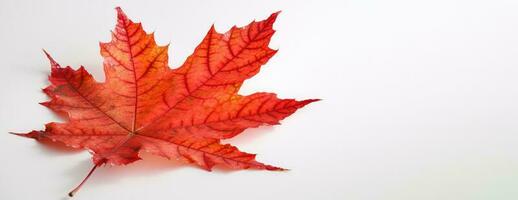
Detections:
[68, 164, 99, 197]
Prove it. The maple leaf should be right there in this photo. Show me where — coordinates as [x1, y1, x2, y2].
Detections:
[12, 7, 317, 196]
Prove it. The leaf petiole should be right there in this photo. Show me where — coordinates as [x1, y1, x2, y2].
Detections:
[68, 164, 99, 197]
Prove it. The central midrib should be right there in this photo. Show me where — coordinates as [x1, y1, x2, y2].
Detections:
[125, 22, 139, 133]
[100, 21, 141, 160]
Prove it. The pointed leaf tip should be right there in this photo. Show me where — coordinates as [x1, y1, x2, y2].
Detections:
[115, 6, 123, 14]
[265, 165, 287, 171]
[267, 11, 281, 23]
[42, 49, 60, 69]
[272, 11, 281, 17]
[9, 131, 42, 139]
[299, 99, 321, 107]
[115, 7, 129, 22]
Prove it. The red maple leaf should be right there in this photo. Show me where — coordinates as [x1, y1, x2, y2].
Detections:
[13, 7, 317, 196]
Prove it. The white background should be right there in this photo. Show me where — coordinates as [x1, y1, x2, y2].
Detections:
[1, 0, 518, 199]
